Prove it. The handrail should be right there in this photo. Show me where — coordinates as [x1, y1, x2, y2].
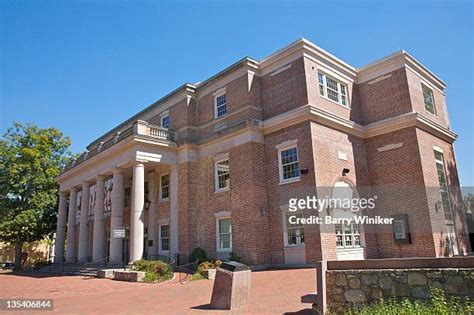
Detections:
[174, 259, 199, 284]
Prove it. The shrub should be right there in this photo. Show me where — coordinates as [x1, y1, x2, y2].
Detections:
[197, 260, 222, 276]
[229, 252, 244, 263]
[340, 288, 474, 315]
[189, 247, 207, 263]
[132, 260, 173, 283]
[189, 272, 205, 281]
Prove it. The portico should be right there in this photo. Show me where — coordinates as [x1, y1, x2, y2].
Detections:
[54, 120, 179, 264]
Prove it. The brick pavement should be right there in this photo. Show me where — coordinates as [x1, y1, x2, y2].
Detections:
[0, 268, 315, 314]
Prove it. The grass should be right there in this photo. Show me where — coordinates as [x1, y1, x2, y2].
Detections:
[339, 289, 474, 315]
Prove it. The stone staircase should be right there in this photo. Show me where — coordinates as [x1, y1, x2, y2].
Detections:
[32, 263, 125, 277]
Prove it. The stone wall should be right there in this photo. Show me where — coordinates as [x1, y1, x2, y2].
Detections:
[326, 268, 474, 311]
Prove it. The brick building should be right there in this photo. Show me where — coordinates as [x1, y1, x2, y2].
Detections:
[54, 39, 470, 267]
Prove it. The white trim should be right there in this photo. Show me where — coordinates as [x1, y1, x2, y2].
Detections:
[318, 71, 350, 108]
[275, 139, 298, 150]
[337, 150, 348, 161]
[214, 157, 230, 193]
[421, 82, 437, 116]
[160, 111, 170, 129]
[158, 223, 170, 254]
[270, 63, 292, 76]
[433, 145, 444, 154]
[214, 89, 227, 119]
[282, 210, 305, 247]
[277, 143, 301, 185]
[377, 143, 404, 152]
[215, 215, 232, 253]
[159, 172, 170, 202]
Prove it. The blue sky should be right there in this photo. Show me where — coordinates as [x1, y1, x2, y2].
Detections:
[1, 1, 473, 186]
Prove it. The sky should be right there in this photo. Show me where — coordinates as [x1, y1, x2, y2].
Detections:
[1, 1, 473, 186]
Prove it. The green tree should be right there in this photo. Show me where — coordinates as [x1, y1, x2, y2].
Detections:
[0, 122, 72, 270]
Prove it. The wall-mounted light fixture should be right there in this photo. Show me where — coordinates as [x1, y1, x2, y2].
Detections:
[301, 168, 309, 175]
[342, 168, 350, 176]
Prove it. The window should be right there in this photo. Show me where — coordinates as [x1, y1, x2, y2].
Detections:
[285, 213, 305, 246]
[434, 151, 453, 223]
[217, 218, 232, 251]
[214, 93, 227, 118]
[160, 173, 170, 201]
[318, 72, 349, 107]
[160, 114, 170, 129]
[215, 159, 230, 191]
[278, 145, 300, 183]
[335, 222, 361, 248]
[159, 225, 170, 252]
[422, 84, 436, 115]
[392, 214, 411, 244]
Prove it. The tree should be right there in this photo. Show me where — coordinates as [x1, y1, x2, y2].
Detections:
[0, 122, 72, 269]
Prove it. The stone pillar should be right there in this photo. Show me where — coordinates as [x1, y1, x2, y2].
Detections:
[130, 162, 145, 263]
[147, 173, 157, 258]
[170, 164, 179, 260]
[92, 176, 105, 262]
[109, 169, 124, 263]
[66, 188, 78, 262]
[54, 191, 68, 263]
[78, 182, 90, 262]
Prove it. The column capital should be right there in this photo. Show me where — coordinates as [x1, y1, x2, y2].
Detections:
[113, 167, 124, 175]
[82, 181, 91, 189]
[132, 160, 147, 166]
[59, 190, 68, 197]
[70, 187, 78, 193]
[96, 175, 106, 182]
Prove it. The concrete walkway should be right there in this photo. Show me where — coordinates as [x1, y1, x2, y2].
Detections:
[0, 268, 315, 314]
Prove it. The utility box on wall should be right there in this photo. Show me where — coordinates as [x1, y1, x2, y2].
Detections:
[210, 261, 251, 310]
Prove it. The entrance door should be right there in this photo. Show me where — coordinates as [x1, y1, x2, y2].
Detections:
[332, 181, 365, 261]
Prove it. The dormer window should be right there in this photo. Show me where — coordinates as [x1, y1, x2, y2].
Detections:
[160, 113, 170, 129]
[214, 90, 227, 119]
[318, 72, 349, 107]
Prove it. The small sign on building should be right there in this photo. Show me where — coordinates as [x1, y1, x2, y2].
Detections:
[113, 228, 126, 239]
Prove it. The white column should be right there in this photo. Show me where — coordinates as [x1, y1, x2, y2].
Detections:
[109, 169, 124, 263]
[78, 182, 90, 262]
[54, 191, 68, 263]
[147, 173, 157, 258]
[130, 162, 145, 263]
[66, 188, 78, 262]
[170, 164, 179, 260]
[92, 176, 106, 262]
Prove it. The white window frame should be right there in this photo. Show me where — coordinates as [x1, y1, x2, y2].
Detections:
[214, 211, 232, 253]
[283, 211, 305, 247]
[335, 221, 362, 249]
[318, 72, 350, 108]
[213, 88, 227, 119]
[158, 223, 170, 254]
[215, 158, 230, 192]
[159, 173, 170, 202]
[160, 112, 170, 129]
[277, 140, 300, 185]
[421, 83, 437, 116]
[434, 150, 454, 224]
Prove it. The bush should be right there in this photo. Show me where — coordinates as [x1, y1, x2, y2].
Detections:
[197, 260, 222, 276]
[229, 252, 244, 263]
[340, 288, 474, 315]
[189, 272, 205, 281]
[189, 247, 207, 263]
[132, 260, 173, 283]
